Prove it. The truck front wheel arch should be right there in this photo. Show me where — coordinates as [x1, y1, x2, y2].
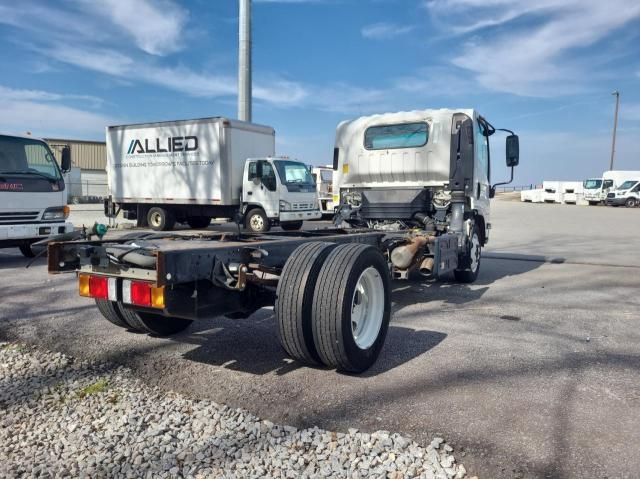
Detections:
[473, 214, 487, 246]
[244, 207, 270, 233]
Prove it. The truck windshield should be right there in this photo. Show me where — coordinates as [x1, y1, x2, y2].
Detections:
[274, 161, 315, 186]
[364, 122, 429, 150]
[583, 179, 602, 189]
[0, 135, 62, 181]
[617, 180, 637, 190]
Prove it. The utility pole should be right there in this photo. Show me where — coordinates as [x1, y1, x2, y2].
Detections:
[238, 0, 252, 122]
[609, 90, 620, 171]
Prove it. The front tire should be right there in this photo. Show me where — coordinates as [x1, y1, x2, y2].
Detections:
[280, 221, 303, 231]
[454, 224, 482, 284]
[312, 243, 391, 373]
[625, 198, 637, 208]
[245, 208, 270, 233]
[19, 243, 36, 258]
[147, 207, 176, 231]
[118, 305, 192, 336]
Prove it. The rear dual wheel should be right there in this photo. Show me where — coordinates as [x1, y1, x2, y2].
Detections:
[275, 242, 391, 373]
[94, 299, 191, 336]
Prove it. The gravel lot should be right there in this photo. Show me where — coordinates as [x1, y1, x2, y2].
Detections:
[1, 199, 639, 478]
[0, 343, 467, 479]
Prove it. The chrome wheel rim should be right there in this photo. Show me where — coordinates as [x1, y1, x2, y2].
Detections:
[149, 212, 163, 228]
[250, 214, 264, 231]
[470, 232, 481, 272]
[351, 267, 384, 349]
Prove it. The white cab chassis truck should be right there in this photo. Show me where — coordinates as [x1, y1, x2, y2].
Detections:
[0, 134, 74, 257]
[583, 170, 640, 205]
[47, 108, 518, 375]
[105, 117, 320, 232]
[311, 166, 335, 216]
[333, 108, 519, 283]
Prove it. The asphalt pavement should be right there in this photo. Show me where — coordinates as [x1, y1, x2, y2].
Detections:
[1, 198, 639, 479]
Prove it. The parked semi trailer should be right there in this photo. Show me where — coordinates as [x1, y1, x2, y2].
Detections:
[104, 117, 321, 233]
[48, 109, 518, 373]
[0, 133, 74, 257]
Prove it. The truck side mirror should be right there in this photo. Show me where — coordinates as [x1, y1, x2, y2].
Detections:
[506, 135, 519, 167]
[60, 146, 72, 172]
[333, 148, 339, 171]
[255, 160, 263, 179]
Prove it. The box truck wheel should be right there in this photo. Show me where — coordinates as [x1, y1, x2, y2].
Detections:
[245, 208, 270, 233]
[95, 299, 134, 330]
[186, 216, 211, 229]
[312, 243, 391, 373]
[454, 224, 482, 283]
[281, 221, 303, 231]
[19, 243, 36, 258]
[117, 304, 192, 336]
[147, 207, 176, 231]
[275, 242, 338, 365]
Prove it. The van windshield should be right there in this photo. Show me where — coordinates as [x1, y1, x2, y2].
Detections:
[274, 160, 314, 186]
[617, 180, 637, 190]
[0, 135, 62, 181]
[583, 179, 602, 189]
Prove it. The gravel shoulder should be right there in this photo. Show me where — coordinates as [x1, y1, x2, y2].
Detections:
[0, 342, 468, 479]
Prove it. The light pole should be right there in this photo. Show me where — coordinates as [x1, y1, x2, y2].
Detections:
[238, 0, 252, 122]
[609, 90, 620, 171]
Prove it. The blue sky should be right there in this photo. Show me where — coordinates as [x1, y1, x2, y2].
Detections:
[0, 0, 639, 184]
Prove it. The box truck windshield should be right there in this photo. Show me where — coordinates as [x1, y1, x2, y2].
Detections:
[583, 179, 602, 189]
[0, 135, 62, 182]
[274, 160, 314, 187]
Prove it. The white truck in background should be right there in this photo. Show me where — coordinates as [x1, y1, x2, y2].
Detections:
[0, 133, 74, 257]
[311, 165, 335, 216]
[605, 180, 640, 207]
[105, 117, 321, 232]
[583, 170, 640, 205]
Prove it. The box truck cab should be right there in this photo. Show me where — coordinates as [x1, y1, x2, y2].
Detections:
[0, 134, 74, 257]
[105, 117, 320, 233]
[605, 180, 640, 207]
[583, 171, 640, 205]
[311, 166, 335, 216]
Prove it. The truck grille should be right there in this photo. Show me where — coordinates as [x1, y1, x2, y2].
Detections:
[607, 193, 615, 199]
[292, 202, 315, 210]
[0, 211, 40, 223]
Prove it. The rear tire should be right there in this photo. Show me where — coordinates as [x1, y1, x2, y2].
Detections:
[275, 242, 338, 365]
[118, 304, 192, 336]
[147, 207, 176, 231]
[19, 243, 36, 258]
[186, 216, 211, 229]
[245, 208, 270, 233]
[312, 243, 391, 373]
[454, 223, 482, 284]
[280, 221, 303, 231]
[95, 299, 131, 329]
[625, 198, 637, 208]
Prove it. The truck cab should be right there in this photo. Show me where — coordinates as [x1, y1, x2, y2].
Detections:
[0, 134, 74, 257]
[242, 157, 321, 232]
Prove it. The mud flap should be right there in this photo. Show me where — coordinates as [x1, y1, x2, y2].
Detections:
[434, 234, 459, 278]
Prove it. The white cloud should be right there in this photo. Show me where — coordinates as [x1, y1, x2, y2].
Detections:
[0, 86, 116, 138]
[425, 0, 640, 96]
[75, 0, 188, 56]
[361, 22, 415, 39]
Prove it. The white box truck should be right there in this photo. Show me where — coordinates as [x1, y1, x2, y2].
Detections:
[311, 165, 334, 216]
[0, 133, 74, 257]
[105, 117, 321, 232]
[583, 170, 640, 205]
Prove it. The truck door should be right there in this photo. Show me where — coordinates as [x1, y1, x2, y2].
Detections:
[244, 160, 279, 218]
[474, 118, 491, 216]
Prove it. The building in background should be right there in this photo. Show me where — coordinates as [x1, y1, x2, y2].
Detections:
[45, 138, 107, 203]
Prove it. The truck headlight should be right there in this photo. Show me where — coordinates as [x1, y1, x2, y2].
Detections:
[43, 206, 70, 220]
[279, 200, 292, 211]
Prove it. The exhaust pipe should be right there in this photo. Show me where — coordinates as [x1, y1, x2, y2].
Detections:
[419, 257, 435, 276]
[390, 236, 434, 270]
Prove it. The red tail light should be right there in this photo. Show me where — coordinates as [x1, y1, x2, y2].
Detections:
[80, 274, 108, 300]
[130, 281, 151, 307]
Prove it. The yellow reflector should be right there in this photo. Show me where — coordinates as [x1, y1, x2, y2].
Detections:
[78, 274, 90, 297]
[333, 195, 340, 203]
[342, 163, 349, 174]
[150, 286, 165, 309]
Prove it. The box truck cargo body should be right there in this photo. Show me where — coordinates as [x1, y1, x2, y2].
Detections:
[106, 117, 320, 232]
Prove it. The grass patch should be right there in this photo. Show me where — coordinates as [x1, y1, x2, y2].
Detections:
[77, 379, 109, 398]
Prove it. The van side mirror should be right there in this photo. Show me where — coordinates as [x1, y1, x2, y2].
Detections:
[60, 146, 72, 172]
[506, 135, 519, 167]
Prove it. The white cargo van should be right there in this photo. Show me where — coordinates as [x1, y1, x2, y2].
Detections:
[605, 180, 640, 207]
[311, 166, 334, 216]
[105, 117, 320, 232]
[583, 170, 640, 205]
[0, 133, 74, 257]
